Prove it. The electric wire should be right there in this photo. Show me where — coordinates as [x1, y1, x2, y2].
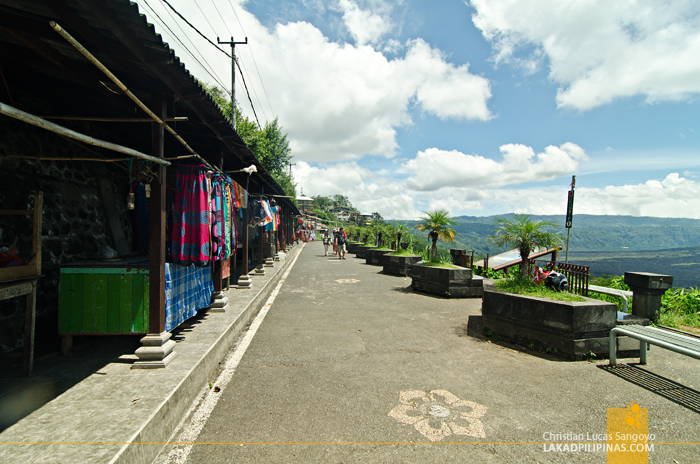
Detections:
[210, 0, 233, 37]
[227, 0, 276, 117]
[153, 0, 230, 91]
[150, 0, 265, 129]
[158, 0, 232, 58]
[234, 57, 262, 129]
[193, 1, 223, 48]
[211, 0, 269, 122]
[138, 0, 230, 93]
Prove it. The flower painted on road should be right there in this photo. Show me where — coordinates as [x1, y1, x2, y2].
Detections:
[388, 389, 487, 442]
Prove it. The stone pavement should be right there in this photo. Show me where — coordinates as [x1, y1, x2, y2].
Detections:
[181, 241, 700, 463]
[0, 243, 303, 464]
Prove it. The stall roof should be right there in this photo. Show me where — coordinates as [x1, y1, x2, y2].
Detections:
[0, 0, 297, 213]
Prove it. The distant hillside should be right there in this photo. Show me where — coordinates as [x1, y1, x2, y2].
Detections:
[391, 214, 700, 287]
[568, 247, 700, 289]
[394, 214, 700, 257]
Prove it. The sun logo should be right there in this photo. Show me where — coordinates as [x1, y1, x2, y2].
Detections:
[625, 401, 642, 427]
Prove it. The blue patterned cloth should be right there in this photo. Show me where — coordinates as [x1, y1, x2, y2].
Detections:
[165, 263, 214, 331]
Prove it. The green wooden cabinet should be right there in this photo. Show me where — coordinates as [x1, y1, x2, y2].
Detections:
[58, 267, 149, 335]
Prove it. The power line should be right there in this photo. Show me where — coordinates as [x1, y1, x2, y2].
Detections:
[139, 0, 230, 92]
[210, 0, 233, 37]
[159, 0, 232, 59]
[211, 0, 268, 122]
[227, 0, 276, 117]
[151, 0, 263, 130]
[235, 57, 262, 129]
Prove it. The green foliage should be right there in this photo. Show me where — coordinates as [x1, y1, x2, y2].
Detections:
[201, 82, 296, 198]
[590, 274, 700, 328]
[416, 209, 457, 260]
[333, 194, 354, 209]
[474, 267, 507, 279]
[417, 245, 453, 266]
[659, 287, 700, 328]
[489, 214, 562, 278]
[495, 273, 586, 302]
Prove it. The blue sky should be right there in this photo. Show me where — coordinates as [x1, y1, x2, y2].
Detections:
[134, 0, 700, 219]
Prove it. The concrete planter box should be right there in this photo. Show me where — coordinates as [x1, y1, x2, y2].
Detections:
[481, 289, 642, 360]
[411, 264, 484, 298]
[382, 254, 422, 276]
[366, 248, 393, 265]
[347, 242, 362, 254]
[355, 245, 375, 259]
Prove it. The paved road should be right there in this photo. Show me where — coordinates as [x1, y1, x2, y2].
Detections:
[186, 241, 700, 463]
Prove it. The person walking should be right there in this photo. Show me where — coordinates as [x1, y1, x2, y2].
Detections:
[322, 230, 330, 256]
[336, 227, 348, 259]
[332, 229, 338, 256]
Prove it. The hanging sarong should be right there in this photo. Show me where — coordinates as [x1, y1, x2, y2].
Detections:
[171, 165, 212, 265]
[211, 175, 225, 261]
[222, 182, 232, 259]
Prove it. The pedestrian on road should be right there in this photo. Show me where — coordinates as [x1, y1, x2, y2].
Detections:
[336, 227, 348, 259]
[322, 230, 330, 256]
[332, 229, 338, 256]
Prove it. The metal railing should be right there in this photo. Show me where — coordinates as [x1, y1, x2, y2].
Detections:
[545, 262, 590, 296]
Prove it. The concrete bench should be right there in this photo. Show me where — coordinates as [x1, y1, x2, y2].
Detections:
[609, 325, 700, 366]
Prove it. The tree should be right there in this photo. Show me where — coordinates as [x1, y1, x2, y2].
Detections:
[488, 214, 562, 278]
[333, 194, 354, 210]
[372, 211, 384, 222]
[201, 82, 296, 198]
[416, 209, 457, 261]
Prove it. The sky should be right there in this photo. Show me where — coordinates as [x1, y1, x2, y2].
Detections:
[133, 0, 700, 220]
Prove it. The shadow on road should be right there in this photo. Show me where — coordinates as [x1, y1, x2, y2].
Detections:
[598, 363, 700, 414]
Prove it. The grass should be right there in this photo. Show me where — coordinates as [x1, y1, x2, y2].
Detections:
[373, 247, 393, 251]
[495, 277, 587, 302]
[419, 261, 460, 269]
[388, 248, 420, 256]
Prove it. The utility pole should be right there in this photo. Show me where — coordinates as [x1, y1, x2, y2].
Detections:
[217, 36, 248, 129]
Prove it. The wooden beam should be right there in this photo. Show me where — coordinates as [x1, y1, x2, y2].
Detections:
[148, 93, 166, 334]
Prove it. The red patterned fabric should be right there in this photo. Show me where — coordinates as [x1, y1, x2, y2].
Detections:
[171, 165, 212, 265]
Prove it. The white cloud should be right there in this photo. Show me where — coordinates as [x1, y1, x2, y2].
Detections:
[433, 173, 700, 219]
[470, 0, 700, 110]
[404, 142, 587, 191]
[136, 0, 492, 163]
[292, 161, 420, 219]
[338, 0, 392, 45]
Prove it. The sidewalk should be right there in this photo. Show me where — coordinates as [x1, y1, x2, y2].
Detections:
[0, 243, 303, 464]
[186, 241, 700, 463]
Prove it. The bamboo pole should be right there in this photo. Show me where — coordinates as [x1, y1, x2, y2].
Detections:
[36, 116, 189, 122]
[50, 22, 196, 156]
[0, 102, 170, 165]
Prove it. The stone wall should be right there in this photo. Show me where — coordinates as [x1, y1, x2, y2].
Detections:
[0, 116, 132, 354]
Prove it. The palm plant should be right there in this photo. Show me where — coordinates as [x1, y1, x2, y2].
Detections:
[370, 220, 386, 247]
[384, 223, 397, 249]
[395, 222, 410, 249]
[346, 225, 358, 242]
[415, 209, 457, 261]
[488, 214, 562, 278]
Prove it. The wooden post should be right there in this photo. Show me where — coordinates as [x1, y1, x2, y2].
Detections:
[23, 280, 37, 376]
[148, 94, 166, 335]
[133, 93, 176, 368]
[237, 177, 252, 288]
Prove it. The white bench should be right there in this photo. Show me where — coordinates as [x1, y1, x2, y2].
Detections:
[609, 325, 700, 366]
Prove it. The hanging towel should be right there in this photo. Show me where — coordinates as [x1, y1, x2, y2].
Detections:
[171, 165, 212, 265]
